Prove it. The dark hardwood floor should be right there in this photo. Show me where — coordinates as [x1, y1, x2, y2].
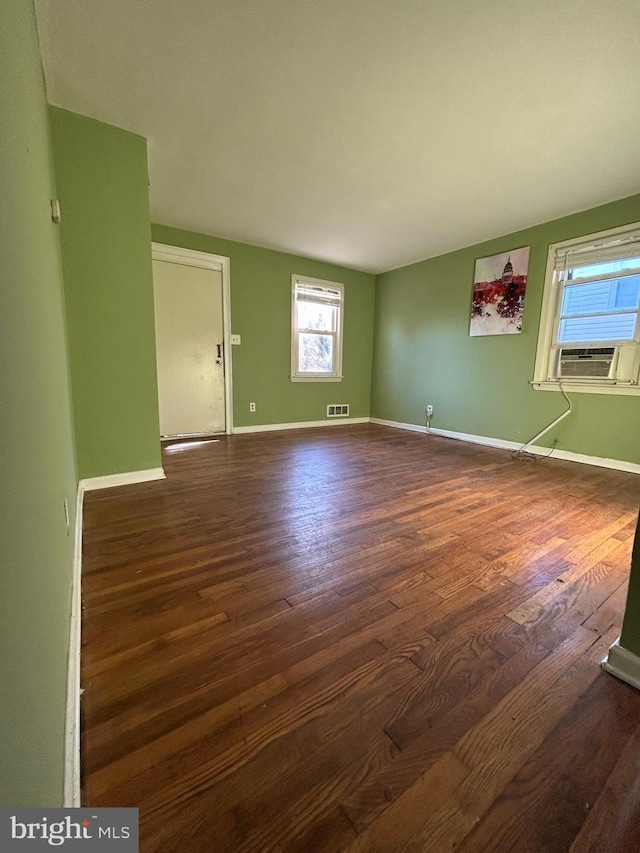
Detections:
[80, 424, 640, 851]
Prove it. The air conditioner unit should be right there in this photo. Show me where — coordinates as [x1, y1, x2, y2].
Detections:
[557, 347, 616, 379]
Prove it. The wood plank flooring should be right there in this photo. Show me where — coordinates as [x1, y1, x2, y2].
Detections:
[80, 424, 640, 851]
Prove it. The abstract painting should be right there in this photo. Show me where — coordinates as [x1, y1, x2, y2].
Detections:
[469, 246, 530, 336]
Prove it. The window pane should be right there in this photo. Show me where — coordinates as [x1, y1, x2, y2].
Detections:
[561, 275, 640, 319]
[298, 333, 334, 373]
[571, 257, 640, 279]
[561, 281, 613, 316]
[297, 300, 336, 332]
[558, 313, 637, 343]
[614, 275, 640, 309]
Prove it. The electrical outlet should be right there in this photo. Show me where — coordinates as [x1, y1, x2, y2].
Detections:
[426, 405, 434, 417]
[249, 402, 256, 412]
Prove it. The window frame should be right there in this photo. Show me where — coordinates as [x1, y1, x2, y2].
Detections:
[290, 274, 344, 382]
[532, 221, 640, 396]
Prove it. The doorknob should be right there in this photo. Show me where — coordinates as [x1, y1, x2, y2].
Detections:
[216, 343, 222, 358]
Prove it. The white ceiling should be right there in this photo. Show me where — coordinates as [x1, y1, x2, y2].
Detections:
[36, 0, 640, 274]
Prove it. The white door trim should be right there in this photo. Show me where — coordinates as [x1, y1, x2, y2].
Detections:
[152, 243, 233, 434]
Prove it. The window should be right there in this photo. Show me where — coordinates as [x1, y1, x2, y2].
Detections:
[291, 275, 344, 381]
[533, 222, 640, 394]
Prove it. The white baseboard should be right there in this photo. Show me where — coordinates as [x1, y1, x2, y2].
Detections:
[369, 418, 640, 475]
[62, 464, 165, 805]
[63, 483, 83, 807]
[233, 418, 369, 435]
[370, 417, 431, 436]
[602, 639, 640, 691]
[80, 467, 166, 492]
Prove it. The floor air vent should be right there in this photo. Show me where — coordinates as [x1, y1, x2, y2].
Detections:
[327, 404, 349, 417]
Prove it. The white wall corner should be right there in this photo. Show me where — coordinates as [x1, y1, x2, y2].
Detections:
[601, 638, 640, 691]
[63, 482, 84, 807]
[80, 467, 165, 492]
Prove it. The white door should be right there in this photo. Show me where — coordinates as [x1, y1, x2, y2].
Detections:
[152, 259, 225, 437]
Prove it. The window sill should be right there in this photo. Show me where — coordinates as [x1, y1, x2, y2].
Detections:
[532, 380, 640, 396]
[290, 375, 343, 383]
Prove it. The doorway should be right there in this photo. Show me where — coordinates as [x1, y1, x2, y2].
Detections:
[151, 243, 233, 438]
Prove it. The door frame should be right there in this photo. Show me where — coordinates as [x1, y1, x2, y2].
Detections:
[152, 242, 233, 435]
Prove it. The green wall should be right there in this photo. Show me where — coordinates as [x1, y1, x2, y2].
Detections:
[50, 108, 161, 479]
[151, 225, 376, 427]
[0, 0, 77, 805]
[371, 194, 640, 464]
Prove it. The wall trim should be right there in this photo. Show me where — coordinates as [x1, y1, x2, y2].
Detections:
[370, 417, 429, 436]
[80, 467, 166, 492]
[602, 639, 640, 691]
[369, 418, 640, 475]
[234, 417, 369, 434]
[63, 483, 84, 807]
[63, 463, 166, 804]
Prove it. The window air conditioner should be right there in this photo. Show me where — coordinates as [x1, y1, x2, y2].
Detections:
[557, 347, 616, 379]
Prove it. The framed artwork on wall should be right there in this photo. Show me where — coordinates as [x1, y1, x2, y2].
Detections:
[469, 246, 530, 336]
